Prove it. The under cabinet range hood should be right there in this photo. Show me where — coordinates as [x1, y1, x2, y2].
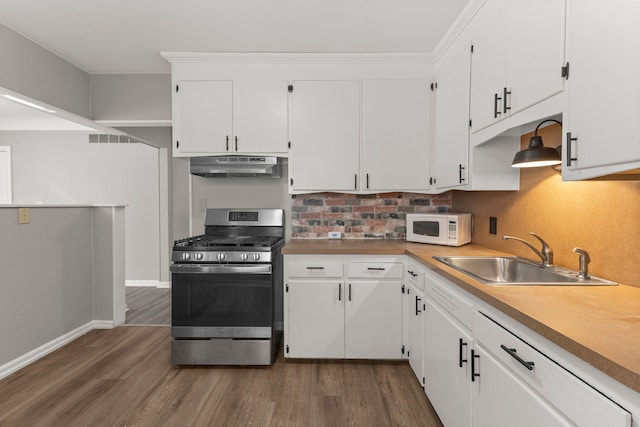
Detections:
[190, 156, 282, 178]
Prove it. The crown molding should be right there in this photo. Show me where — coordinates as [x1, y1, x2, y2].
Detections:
[433, 0, 487, 62]
[160, 52, 434, 65]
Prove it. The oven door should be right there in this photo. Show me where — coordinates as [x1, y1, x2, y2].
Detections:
[171, 264, 273, 339]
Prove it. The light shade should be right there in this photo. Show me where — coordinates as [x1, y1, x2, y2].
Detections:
[511, 120, 562, 168]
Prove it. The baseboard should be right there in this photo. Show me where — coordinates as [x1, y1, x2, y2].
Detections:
[93, 320, 117, 329]
[0, 321, 94, 380]
[126, 280, 170, 288]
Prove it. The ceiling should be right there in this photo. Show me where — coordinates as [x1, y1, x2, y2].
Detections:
[0, 0, 469, 74]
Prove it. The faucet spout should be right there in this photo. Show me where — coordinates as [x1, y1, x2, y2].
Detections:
[502, 233, 553, 267]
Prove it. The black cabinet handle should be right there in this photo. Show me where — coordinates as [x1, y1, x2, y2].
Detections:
[354, 174, 358, 190]
[366, 173, 370, 189]
[493, 93, 502, 118]
[471, 349, 480, 382]
[235, 136, 238, 151]
[566, 132, 578, 167]
[458, 164, 466, 183]
[338, 283, 342, 301]
[407, 270, 418, 277]
[415, 296, 422, 315]
[367, 267, 386, 271]
[348, 283, 352, 301]
[226, 135, 229, 151]
[459, 338, 468, 368]
[500, 345, 535, 371]
[503, 87, 511, 114]
[306, 266, 325, 270]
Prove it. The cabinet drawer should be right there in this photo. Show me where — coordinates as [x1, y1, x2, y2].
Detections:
[474, 311, 631, 427]
[424, 270, 473, 329]
[347, 262, 403, 279]
[405, 261, 425, 291]
[288, 261, 343, 278]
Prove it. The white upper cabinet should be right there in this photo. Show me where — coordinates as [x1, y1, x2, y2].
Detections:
[173, 80, 288, 156]
[174, 80, 232, 154]
[506, 0, 566, 115]
[291, 79, 432, 194]
[290, 80, 361, 192]
[432, 46, 472, 190]
[232, 81, 289, 154]
[362, 80, 431, 192]
[562, 0, 640, 180]
[470, 0, 566, 133]
[469, 1, 508, 133]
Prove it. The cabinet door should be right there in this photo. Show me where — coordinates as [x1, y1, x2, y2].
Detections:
[423, 299, 472, 427]
[233, 81, 289, 154]
[286, 280, 344, 358]
[345, 281, 402, 359]
[174, 80, 232, 154]
[469, 1, 508, 133]
[290, 81, 360, 192]
[506, 0, 566, 114]
[362, 80, 430, 191]
[563, 0, 640, 178]
[472, 346, 572, 427]
[406, 284, 424, 384]
[433, 47, 471, 189]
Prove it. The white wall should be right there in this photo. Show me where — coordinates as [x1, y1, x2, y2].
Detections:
[2, 131, 161, 282]
[0, 24, 90, 118]
[89, 74, 172, 124]
[190, 161, 292, 240]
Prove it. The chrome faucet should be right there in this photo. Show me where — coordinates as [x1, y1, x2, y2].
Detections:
[573, 247, 591, 279]
[502, 232, 554, 267]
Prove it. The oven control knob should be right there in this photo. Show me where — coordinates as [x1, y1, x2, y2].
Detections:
[216, 253, 226, 261]
[253, 253, 261, 261]
[195, 252, 204, 261]
[182, 252, 191, 261]
[241, 253, 249, 261]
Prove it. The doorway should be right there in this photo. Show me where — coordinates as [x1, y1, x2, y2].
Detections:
[0, 146, 11, 203]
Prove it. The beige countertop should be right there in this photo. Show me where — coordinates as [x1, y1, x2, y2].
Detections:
[283, 239, 640, 394]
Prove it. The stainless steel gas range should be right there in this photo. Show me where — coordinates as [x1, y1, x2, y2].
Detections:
[170, 208, 284, 365]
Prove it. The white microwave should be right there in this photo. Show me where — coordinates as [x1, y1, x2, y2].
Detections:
[406, 213, 472, 246]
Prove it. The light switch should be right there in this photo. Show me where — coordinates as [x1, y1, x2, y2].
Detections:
[18, 208, 30, 224]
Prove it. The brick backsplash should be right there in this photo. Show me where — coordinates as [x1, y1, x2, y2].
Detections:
[291, 192, 453, 239]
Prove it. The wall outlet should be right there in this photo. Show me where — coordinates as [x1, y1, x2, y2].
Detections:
[18, 207, 30, 224]
[489, 217, 497, 235]
[328, 231, 342, 239]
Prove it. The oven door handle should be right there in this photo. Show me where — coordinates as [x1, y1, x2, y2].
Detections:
[170, 264, 272, 274]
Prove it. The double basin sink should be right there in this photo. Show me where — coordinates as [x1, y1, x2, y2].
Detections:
[434, 256, 617, 286]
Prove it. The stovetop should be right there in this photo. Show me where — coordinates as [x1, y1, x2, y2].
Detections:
[174, 235, 283, 249]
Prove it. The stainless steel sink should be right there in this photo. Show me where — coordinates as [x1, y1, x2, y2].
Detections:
[433, 256, 617, 286]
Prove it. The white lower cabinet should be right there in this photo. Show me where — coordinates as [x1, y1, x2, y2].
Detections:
[344, 280, 402, 359]
[284, 256, 403, 359]
[471, 344, 572, 427]
[473, 311, 632, 427]
[423, 299, 472, 427]
[286, 280, 344, 358]
[404, 263, 425, 383]
[420, 265, 632, 427]
[285, 253, 635, 426]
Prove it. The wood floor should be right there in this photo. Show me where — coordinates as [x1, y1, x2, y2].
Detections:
[125, 286, 171, 325]
[0, 327, 443, 427]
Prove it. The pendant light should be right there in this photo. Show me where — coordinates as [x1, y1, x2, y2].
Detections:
[511, 119, 562, 168]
